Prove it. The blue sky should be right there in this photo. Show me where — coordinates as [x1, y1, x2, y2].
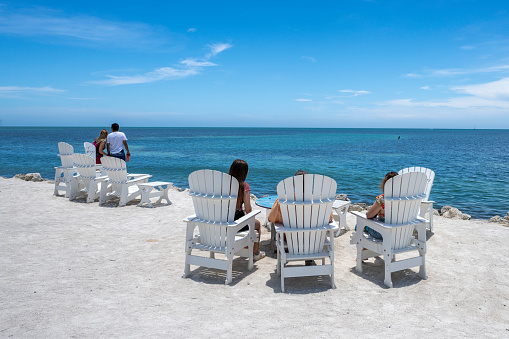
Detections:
[1, 1, 508, 128]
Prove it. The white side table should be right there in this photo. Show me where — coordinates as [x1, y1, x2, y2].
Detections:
[137, 182, 173, 208]
[332, 200, 351, 235]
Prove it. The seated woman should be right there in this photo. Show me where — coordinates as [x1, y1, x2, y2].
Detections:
[228, 159, 265, 261]
[364, 171, 399, 239]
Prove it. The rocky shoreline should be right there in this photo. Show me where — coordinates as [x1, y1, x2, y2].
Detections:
[9, 172, 509, 225]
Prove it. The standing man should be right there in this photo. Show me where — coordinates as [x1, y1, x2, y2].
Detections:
[106, 123, 130, 161]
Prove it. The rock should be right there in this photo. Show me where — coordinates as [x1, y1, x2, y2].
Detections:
[490, 215, 503, 223]
[250, 194, 257, 201]
[433, 209, 440, 216]
[25, 173, 43, 182]
[13, 173, 26, 180]
[504, 212, 509, 221]
[442, 207, 462, 219]
[441, 206, 453, 214]
[335, 194, 350, 202]
[176, 187, 184, 192]
[460, 214, 471, 220]
[184, 188, 190, 192]
[349, 203, 367, 212]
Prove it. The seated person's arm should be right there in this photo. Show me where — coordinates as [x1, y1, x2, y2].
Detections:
[99, 142, 107, 156]
[243, 190, 253, 214]
[366, 201, 382, 219]
[268, 199, 282, 223]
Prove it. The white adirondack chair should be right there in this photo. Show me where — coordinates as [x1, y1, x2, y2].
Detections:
[184, 169, 261, 284]
[54, 142, 77, 197]
[69, 153, 108, 203]
[350, 172, 428, 288]
[99, 156, 151, 207]
[275, 174, 337, 292]
[84, 142, 96, 159]
[399, 167, 435, 232]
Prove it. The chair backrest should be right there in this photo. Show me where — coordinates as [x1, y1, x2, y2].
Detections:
[84, 142, 96, 159]
[277, 174, 337, 228]
[277, 174, 337, 255]
[188, 170, 239, 249]
[72, 153, 98, 180]
[100, 156, 128, 183]
[384, 172, 427, 225]
[188, 169, 238, 224]
[57, 142, 74, 168]
[398, 167, 434, 201]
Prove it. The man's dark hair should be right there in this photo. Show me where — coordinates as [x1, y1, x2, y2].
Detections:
[111, 123, 119, 131]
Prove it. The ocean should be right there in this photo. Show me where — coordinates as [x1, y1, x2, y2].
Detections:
[0, 127, 507, 220]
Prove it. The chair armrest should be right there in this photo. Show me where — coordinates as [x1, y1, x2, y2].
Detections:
[126, 174, 152, 184]
[183, 215, 198, 223]
[421, 200, 434, 204]
[232, 210, 261, 228]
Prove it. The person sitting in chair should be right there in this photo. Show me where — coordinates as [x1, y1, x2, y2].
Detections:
[268, 170, 334, 265]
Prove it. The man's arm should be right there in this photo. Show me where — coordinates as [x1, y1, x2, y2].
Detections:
[123, 140, 130, 155]
[106, 143, 110, 155]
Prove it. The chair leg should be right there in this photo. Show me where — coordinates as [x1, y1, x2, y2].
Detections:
[428, 207, 434, 232]
[54, 169, 63, 195]
[119, 187, 128, 207]
[281, 271, 285, 293]
[384, 253, 393, 288]
[276, 247, 281, 275]
[86, 181, 96, 203]
[356, 244, 363, 273]
[99, 184, 108, 205]
[225, 259, 233, 285]
[69, 180, 77, 201]
[330, 245, 335, 289]
[418, 256, 427, 280]
[209, 251, 215, 259]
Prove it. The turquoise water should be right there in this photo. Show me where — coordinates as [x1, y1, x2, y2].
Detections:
[0, 127, 507, 219]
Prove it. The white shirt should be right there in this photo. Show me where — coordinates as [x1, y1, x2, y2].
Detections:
[107, 131, 127, 154]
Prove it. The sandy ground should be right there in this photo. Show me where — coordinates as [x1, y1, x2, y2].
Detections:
[0, 177, 508, 338]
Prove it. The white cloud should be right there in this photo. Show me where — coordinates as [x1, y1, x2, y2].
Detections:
[206, 42, 232, 57]
[92, 42, 231, 86]
[92, 67, 199, 86]
[0, 5, 173, 49]
[295, 98, 312, 102]
[302, 56, 316, 62]
[187, 28, 197, 32]
[384, 78, 509, 109]
[0, 86, 65, 97]
[339, 89, 371, 96]
[420, 86, 430, 90]
[386, 97, 509, 109]
[404, 64, 509, 78]
[452, 77, 509, 100]
[180, 58, 217, 67]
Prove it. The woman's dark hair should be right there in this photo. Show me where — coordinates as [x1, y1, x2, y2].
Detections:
[380, 171, 399, 191]
[229, 159, 249, 193]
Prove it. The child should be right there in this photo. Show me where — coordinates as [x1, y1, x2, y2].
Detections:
[364, 171, 399, 239]
[228, 159, 265, 261]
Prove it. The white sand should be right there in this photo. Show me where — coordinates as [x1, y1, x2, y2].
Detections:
[0, 177, 508, 337]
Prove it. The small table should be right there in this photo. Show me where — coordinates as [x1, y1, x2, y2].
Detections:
[255, 195, 278, 227]
[332, 200, 351, 234]
[137, 182, 173, 208]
